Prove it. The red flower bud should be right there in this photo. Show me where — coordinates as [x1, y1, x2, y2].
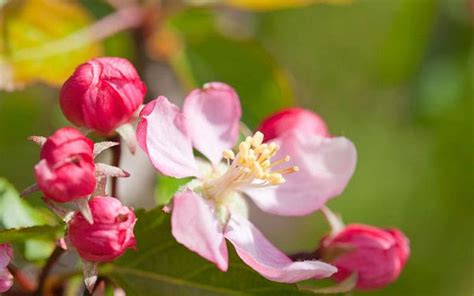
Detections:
[0, 243, 13, 293]
[60, 57, 147, 134]
[68, 196, 137, 262]
[34, 127, 96, 203]
[257, 107, 329, 142]
[321, 224, 410, 290]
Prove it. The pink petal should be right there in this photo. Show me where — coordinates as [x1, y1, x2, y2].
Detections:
[171, 189, 228, 271]
[137, 96, 198, 178]
[224, 214, 336, 283]
[244, 131, 357, 216]
[0, 267, 13, 293]
[0, 244, 12, 268]
[183, 82, 241, 165]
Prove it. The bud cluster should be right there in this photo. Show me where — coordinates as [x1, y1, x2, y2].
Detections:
[16, 57, 144, 293]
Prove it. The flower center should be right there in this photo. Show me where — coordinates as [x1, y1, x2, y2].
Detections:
[202, 131, 298, 201]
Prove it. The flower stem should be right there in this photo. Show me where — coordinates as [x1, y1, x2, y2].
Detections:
[109, 135, 122, 198]
[35, 246, 65, 296]
[7, 264, 36, 294]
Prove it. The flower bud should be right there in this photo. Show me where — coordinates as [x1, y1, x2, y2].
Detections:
[60, 57, 147, 135]
[34, 127, 96, 203]
[258, 108, 329, 141]
[0, 243, 13, 293]
[69, 196, 137, 262]
[320, 224, 410, 290]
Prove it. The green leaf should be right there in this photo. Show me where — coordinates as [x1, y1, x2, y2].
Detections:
[0, 225, 62, 244]
[168, 9, 294, 129]
[104, 208, 314, 295]
[0, 178, 42, 228]
[0, 0, 102, 90]
[0, 178, 62, 260]
[155, 175, 191, 206]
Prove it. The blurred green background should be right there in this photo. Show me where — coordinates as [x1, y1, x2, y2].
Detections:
[0, 0, 472, 295]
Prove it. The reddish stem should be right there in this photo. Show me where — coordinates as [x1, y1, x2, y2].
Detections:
[7, 264, 36, 294]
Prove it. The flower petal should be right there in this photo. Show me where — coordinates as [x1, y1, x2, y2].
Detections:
[137, 96, 198, 178]
[171, 189, 228, 271]
[183, 82, 241, 165]
[224, 214, 336, 283]
[244, 131, 357, 216]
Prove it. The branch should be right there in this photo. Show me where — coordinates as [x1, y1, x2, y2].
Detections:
[11, 6, 146, 62]
[35, 247, 65, 296]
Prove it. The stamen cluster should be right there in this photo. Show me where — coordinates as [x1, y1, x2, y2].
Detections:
[204, 131, 298, 200]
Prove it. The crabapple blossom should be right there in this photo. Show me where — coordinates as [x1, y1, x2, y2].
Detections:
[320, 224, 410, 290]
[0, 243, 13, 293]
[68, 196, 137, 262]
[136, 82, 360, 282]
[34, 127, 96, 203]
[60, 57, 146, 135]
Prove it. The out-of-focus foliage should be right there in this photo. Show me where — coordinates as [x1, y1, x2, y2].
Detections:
[253, 1, 473, 295]
[161, 9, 294, 128]
[104, 208, 316, 296]
[0, 0, 102, 90]
[188, 0, 352, 11]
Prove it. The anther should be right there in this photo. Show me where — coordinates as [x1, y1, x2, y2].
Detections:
[223, 149, 235, 160]
[269, 155, 291, 168]
[251, 132, 264, 148]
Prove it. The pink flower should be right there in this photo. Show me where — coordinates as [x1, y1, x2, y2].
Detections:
[68, 196, 137, 262]
[258, 107, 329, 141]
[137, 82, 341, 282]
[252, 108, 357, 215]
[60, 57, 146, 135]
[0, 243, 13, 293]
[320, 224, 410, 290]
[34, 127, 96, 203]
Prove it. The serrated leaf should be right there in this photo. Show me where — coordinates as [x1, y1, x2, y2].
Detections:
[0, 225, 62, 243]
[166, 9, 294, 129]
[103, 208, 315, 295]
[0, 0, 102, 90]
[155, 175, 191, 206]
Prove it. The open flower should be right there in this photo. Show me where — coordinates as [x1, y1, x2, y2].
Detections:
[0, 243, 13, 293]
[137, 82, 338, 282]
[255, 108, 357, 215]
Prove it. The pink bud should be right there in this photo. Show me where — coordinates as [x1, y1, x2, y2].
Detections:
[0, 243, 13, 293]
[60, 57, 147, 135]
[320, 224, 410, 290]
[34, 127, 96, 203]
[257, 107, 329, 142]
[68, 196, 137, 262]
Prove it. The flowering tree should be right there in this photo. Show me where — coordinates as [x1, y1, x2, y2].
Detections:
[0, 1, 413, 295]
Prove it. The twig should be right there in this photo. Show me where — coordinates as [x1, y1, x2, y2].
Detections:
[11, 6, 146, 62]
[35, 247, 65, 296]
